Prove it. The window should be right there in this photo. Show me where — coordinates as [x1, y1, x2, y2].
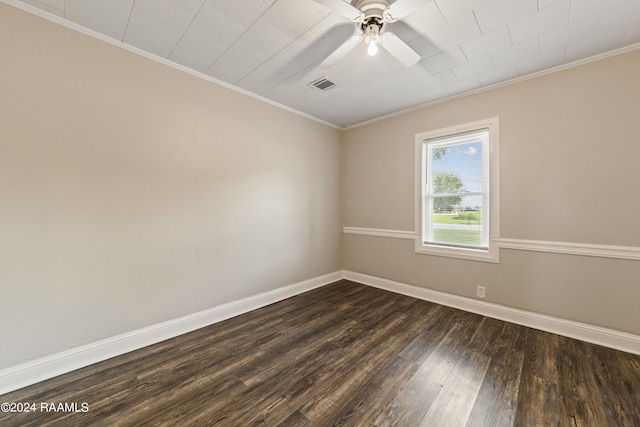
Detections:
[415, 118, 500, 263]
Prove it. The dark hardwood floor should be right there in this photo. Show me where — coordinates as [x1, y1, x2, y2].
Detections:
[1, 280, 639, 426]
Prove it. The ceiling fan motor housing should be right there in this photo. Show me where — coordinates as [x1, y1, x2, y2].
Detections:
[354, 0, 388, 20]
[360, 17, 384, 35]
[354, 0, 387, 38]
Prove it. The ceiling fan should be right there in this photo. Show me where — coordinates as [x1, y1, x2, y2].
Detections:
[313, 0, 430, 68]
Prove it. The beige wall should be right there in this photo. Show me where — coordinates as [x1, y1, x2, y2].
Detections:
[343, 49, 640, 336]
[0, 4, 342, 370]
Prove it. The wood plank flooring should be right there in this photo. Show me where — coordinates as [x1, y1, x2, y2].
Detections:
[1, 280, 639, 426]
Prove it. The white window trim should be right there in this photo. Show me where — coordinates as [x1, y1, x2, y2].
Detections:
[414, 117, 500, 263]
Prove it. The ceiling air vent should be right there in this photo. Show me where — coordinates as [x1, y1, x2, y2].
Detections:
[309, 76, 336, 92]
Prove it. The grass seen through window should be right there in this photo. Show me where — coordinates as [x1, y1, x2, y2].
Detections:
[433, 212, 482, 225]
[432, 211, 482, 246]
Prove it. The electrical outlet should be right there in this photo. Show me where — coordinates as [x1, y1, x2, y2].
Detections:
[476, 286, 485, 299]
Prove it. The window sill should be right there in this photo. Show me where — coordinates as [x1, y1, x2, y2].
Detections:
[415, 242, 499, 263]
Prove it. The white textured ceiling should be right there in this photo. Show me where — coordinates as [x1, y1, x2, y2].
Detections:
[10, 0, 640, 127]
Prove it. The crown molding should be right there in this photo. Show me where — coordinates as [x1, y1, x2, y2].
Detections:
[344, 42, 640, 130]
[0, 0, 342, 131]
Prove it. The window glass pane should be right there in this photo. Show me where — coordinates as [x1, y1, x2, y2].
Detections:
[431, 140, 484, 195]
[425, 132, 489, 250]
[430, 195, 485, 248]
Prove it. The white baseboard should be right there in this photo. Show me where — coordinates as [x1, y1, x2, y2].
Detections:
[344, 271, 640, 356]
[4, 269, 639, 396]
[0, 271, 343, 396]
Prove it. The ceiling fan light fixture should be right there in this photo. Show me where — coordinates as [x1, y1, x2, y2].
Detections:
[363, 23, 381, 56]
[367, 42, 378, 56]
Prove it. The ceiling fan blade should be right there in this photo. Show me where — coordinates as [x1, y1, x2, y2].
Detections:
[320, 34, 363, 68]
[384, 0, 431, 21]
[312, 0, 364, 22]
[380, 32, 421, 67]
